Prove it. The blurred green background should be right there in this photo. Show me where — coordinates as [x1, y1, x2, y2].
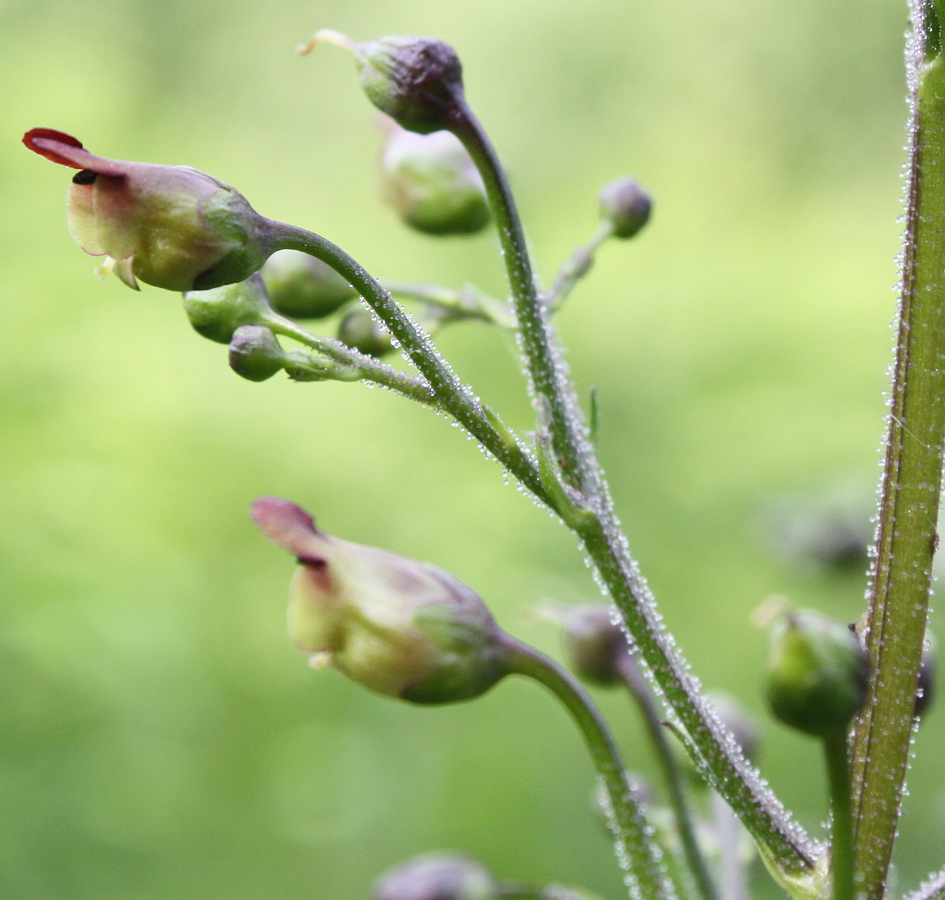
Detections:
[2, 0, 942, 897]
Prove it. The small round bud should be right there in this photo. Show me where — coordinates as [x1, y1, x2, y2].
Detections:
[338, 308, 396, 356]
[303, 31, 465, 134]
[557, 604, 630, 686]
[228, 325, 285, 382]
[599, 177, 652, 239]
[379, 123, 489, 236]
[252, 497, 511, 705]
[261, 249, 356, 319]
[372, 853, 499, 900]
[763, 605, 869, 738]
[183, 272, 272, 344]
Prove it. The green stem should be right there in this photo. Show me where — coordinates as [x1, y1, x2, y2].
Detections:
[448, 98, 592, 491]
[383, 280, 516, 329]
[616, 654, 718, 900]
[503, 637, 676, 900]
[850, 8, 945, 895]
[823, 728, 855, 900]
[266, 220, 545, 499]
[447, 97, 815, 876]
[547, 222, 616, 313]
[259, 310, 438, 405]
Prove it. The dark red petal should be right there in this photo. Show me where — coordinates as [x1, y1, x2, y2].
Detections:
[22, 128, 128, 176]
[23, 128, 87, 168]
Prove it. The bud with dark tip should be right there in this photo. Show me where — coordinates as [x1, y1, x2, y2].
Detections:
[763, 605, 869, 738]
[372, 853, 499, 900]
[338, 308, 396, 356]
[301, 31, 465, 134]
[183, 272, 273, 344]
[379, 122, 489, 236]
[599, 177, 652, 239]
[252, 497, 511, 704]
[228, 325, 285, 382]
[23, 128, 273, 292]
[261, 249, 356, 319]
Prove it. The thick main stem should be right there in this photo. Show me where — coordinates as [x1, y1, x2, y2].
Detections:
[849, 7, 945, 896]
[504, 637, 676, 900]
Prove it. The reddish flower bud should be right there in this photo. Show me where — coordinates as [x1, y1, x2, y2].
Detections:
[23, 128, 272, 292]
[252, 498, 510, 704]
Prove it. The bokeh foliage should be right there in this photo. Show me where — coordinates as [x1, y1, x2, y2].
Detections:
[2, 0, 941, 898]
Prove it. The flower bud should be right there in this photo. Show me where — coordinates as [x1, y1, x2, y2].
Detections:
[302, 31, 465, 134]
[338, 308, 396, 357]
[261, 249, 356, 319]
[183, 272, 273, 344]
[379, 122, 489, 236]
[763, 604, 869, 737]
[24, 128, 273, 292]
[555, 604, 630, 686]
[251, 497, 510, 704]
[599, 177, 652, 240]
[228, 325, 285, 382]
[372, 853, 499, 900]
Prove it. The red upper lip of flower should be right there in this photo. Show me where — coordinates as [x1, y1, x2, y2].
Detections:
[23, 128, 129, 177]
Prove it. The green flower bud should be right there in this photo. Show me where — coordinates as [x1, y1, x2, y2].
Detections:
[599, 176, 652, 239]
[338, 308, 396, 357]
[23, 128, 273, 292]
[260, 249, 356, 319]
[763, 605, 869, 737]
[372, 853, 499, 900]
[183, 272, 273, 344]
[556, 604, 630, 686]
[228, 325, 285, 382]
[252, 497, 511, 704]
[379, 122, 489, 236]
[302, 31, 465, 134]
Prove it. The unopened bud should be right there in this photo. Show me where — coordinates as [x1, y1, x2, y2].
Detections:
[252, 497, 510, 704]
[183, 272, 272, 344]
[261, 249, 356, 319]
[379, 122, 489, 236]
[228, 325, 285, 382]
[762, 604, 869, 738]
[599, 177, 652, 239]
[556, 604, 630, 686]
[372, 853, 498, 900]
[338, 308, 396, 356]
[302, 31, 465, 134]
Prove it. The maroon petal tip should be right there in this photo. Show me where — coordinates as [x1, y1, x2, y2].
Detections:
[23, 128, 87, 168]
[23, 128, 128, 176]
[251, 497, 321, 555]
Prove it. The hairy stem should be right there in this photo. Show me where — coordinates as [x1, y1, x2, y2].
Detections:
[616, 654, 719, 900]
[267, 220, 545, 498]
[850, 6, 945, 895]
[446, 99, 816, 876]
[504, 637, 676, 900]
